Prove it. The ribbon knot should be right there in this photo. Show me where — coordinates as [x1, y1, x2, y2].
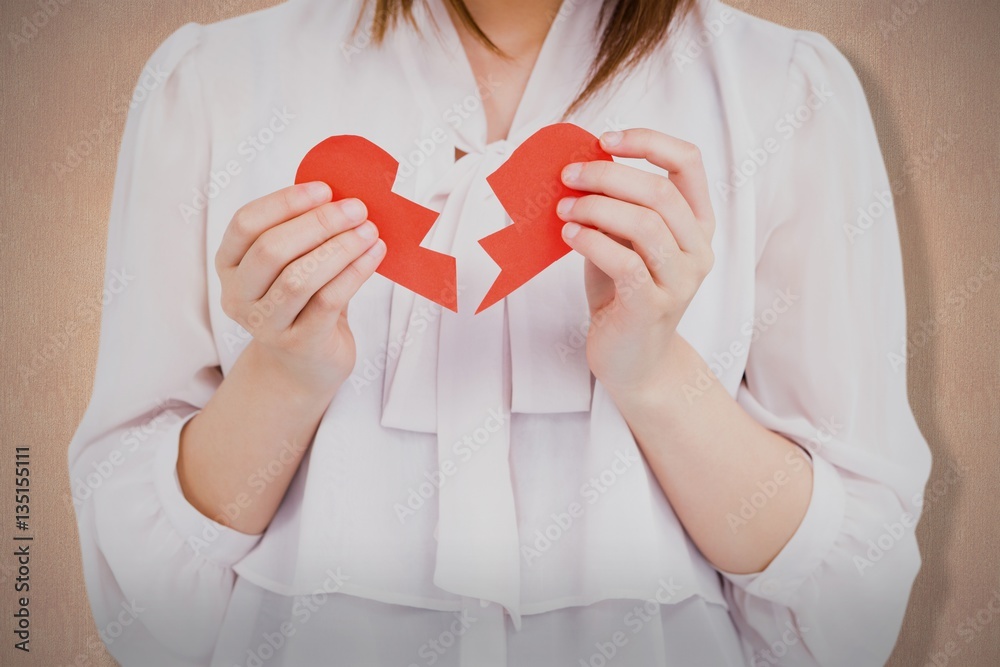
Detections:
[380, 140, 594, 624]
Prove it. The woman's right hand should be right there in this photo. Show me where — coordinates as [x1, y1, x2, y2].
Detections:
[215, 181, 386, 398]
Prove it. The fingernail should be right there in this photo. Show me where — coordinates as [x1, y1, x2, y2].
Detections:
[562, 163, 583, 184]
[562, 222, 581, 240]
[557, 197, 577, 218]
[342, 199, 367, 222]
[357, 221, 378, 240]
[601, 131, 623, 147]
[307, 181, 331, 200]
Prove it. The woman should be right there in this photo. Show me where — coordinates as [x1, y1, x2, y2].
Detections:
[69, 0, 931, 664]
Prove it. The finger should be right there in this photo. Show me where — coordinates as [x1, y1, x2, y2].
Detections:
[216, 182, 333, 269]
[254, 221, 380, 333]
[558, 194, 678, 284]
[599, 129, 715, 235]
[560, 221, 656, 301]
[293, 239, 387, 335]
[562, 160, 706, 254]
[237, 198, 369, 300]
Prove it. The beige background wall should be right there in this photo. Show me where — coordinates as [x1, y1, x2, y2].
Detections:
[1, 0, 997, 665]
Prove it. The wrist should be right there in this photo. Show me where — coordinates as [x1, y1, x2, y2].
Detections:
[238, 341, 341, 410]
[606, 334, 711, 420]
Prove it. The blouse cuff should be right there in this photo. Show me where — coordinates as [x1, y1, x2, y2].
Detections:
[718, 452, 846, 605]
[152, 413, 263, 565]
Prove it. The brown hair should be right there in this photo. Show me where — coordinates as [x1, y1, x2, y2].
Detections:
[363, 0, 694, 115]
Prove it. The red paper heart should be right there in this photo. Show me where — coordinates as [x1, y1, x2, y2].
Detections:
[295, 136, 459, 311]
[294, 124, 611, 314]
[479, 123, 613, 313]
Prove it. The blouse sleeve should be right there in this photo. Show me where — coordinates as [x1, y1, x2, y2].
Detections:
[719, 32, 933, 666]
[66, 24, 260, 666]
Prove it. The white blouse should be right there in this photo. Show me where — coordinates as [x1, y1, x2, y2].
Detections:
[68, 0, 932, 665]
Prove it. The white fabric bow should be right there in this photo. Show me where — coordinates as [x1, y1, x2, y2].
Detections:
[380, 139, 594, 626]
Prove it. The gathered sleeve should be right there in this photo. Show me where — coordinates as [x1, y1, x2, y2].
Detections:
[66, 23, 260, 667]
[719, 32, 933, 667]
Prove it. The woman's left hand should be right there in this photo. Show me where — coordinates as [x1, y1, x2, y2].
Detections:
[558, 128, 716, 398]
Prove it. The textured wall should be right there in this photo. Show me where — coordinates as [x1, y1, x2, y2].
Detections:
[0, 0, 997, 665]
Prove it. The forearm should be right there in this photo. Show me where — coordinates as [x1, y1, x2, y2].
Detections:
[177, 341, 337, 535]
[611, 334, 813, 575]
